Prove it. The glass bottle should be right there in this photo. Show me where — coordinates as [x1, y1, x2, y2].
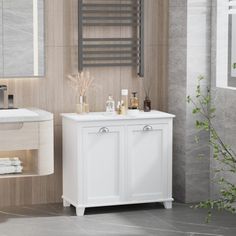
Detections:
[130, 92, 139, 110]
[121, 89, 128, 114]
[76, 95, 84, 114]
[106, 95, 115, 113]
[144, 96, 151, 112]
[117, 101, 121, 115]
[120, 101, 126, 115]
[83, 96, 89, 113]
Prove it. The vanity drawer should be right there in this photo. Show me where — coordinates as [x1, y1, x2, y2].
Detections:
[0, 122, 39, 151]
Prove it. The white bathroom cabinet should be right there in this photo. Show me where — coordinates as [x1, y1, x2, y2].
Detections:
[61, 111, 175, 216]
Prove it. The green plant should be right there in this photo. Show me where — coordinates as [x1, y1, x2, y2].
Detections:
[233, 63, 236, 69]
[187, 76, 236, 222]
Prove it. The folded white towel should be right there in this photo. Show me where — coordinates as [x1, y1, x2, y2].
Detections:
[0, 157, 20, 161]
[0, 157, 21, 166]
[0, 160, 22, 166]
[0, 165, 23, 175]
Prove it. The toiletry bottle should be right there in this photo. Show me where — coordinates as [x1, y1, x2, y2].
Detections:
[144, 96, 151, 112]
[106, 95, 115, 113]
[120, 101, 126, 115]
[117, 101, 121, 115]
[130, 92, 139, 110]
[8, 95, 14, 109]
[121, 89, 128, 114]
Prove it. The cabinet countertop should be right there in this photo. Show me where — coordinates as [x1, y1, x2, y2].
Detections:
[61, 110, 175, 122]
[0, 108, 53, 123]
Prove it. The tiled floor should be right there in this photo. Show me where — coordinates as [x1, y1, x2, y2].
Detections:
[0, 203, 235, 236]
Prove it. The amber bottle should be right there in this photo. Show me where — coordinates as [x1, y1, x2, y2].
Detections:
[143, 96, 151, 112]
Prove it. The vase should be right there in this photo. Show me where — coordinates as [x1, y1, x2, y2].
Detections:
[76, 95, 89, 114]
[82, 96, 89, 113]
[76, 95, 83, 114]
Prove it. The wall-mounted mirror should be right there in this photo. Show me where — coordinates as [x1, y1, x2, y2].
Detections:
[216, 0, 236, 88]
[0, 0, 45, 78]
[228, 14, 236, 86]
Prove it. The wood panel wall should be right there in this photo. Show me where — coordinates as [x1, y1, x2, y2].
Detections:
[0, 0, 169, 207]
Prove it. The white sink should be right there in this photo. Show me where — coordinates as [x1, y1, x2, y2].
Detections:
[0, 108, 39, 118]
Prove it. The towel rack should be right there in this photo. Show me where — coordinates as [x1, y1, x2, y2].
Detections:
[78, 0, 144, 77]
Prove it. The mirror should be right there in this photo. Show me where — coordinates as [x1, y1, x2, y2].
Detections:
[216, 0, 236, 88]
[228, 14, 236, 86]
[0, 0, 45, 78]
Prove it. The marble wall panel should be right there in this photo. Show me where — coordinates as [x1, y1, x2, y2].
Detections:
[185, 0, 212, 202]
[168, 0, 212, 202]
[3, 0, 33, 9]
[168, 0, 188, 202]
[210, 1, 236, 200]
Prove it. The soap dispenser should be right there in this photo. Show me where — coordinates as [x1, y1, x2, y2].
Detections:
[106, 95, 115, 113]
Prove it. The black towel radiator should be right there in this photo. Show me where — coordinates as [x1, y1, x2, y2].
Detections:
[78, 0, 144, 77]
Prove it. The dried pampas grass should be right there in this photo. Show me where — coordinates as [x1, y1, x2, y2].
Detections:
[67, 71, 95, 97]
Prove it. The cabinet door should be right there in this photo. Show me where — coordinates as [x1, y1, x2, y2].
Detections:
[127, 124, 169, 202]
[83, 126, 124, 205]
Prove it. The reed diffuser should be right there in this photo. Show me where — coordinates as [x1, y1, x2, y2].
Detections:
[143, 80, 152, 112]
[68, 71, 95, 114]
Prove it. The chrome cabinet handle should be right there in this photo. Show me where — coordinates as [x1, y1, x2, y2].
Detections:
[143, 125, 153, 131]
[99, 127, 109, 133]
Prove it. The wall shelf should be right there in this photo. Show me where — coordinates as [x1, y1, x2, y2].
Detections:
[0, 150, 38, 178]
[78, 0, 144, 76]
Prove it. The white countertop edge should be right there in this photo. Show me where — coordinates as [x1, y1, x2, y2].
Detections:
[61, 110, 175, 122]
[0, 108, 53, 123]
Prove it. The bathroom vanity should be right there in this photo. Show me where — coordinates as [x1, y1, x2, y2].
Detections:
[61, 111, 175, 216]
[0, 108, 54, 178]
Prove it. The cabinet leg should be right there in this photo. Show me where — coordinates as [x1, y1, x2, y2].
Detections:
[76, 207, 85, 216]
[163, 201, 172, 209]
[63, 199, 71, 207]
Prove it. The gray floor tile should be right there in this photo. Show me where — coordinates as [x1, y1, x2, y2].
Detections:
[0, 203, 235, 236]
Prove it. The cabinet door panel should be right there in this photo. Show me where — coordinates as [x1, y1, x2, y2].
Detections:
[127, 124, 168, 201]
[83, 126, 124, 205]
